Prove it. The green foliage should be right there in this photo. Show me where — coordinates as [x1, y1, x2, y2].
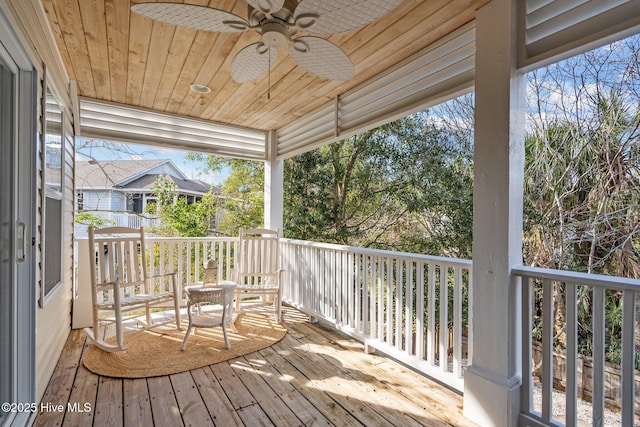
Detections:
[184, 154, 264, 235]
[216, 159, 264, 235]
[75, 211, 115, 227]
[146, 176, 215, 237]
[525, 35, 640, 367]
[284, 111, 473, 257]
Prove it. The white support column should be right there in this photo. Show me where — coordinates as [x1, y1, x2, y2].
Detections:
[264, 130, 283, 231]
[463, 0, 525, 426]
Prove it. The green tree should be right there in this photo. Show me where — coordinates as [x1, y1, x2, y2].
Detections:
[146, 176, 215, 237]
[524, 35, 640, 364]
[186, 153, 264, 235]
[284, 112, 474, 256]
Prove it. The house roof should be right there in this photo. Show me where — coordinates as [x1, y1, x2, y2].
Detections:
[76, 159, 167, 188]
[75, 159, 208, 193]
[119, 174, 211, 194]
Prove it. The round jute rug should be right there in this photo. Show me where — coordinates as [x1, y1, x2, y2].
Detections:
[82, 312, 286, 378]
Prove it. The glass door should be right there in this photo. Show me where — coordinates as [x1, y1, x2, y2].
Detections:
[0, 50, 15, 427]
[0, 34, 36, 426]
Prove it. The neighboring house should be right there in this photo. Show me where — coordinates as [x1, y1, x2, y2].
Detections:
[75, 159, 212, 236]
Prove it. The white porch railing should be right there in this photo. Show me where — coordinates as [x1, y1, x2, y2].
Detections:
[280, 238, 472, 392]
[145, 237, 238, 292]
[75, 235, 472, 392]
[73, 236, 238, 329]
[514, 266, 640, 427]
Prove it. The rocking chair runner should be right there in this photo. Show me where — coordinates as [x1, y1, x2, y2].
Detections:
[84, 226, 182, 352]
[232, 228, 283, 321]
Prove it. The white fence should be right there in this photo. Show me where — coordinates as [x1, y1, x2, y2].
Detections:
[280, 238, 472, 392]
[514, 266, 640, 427]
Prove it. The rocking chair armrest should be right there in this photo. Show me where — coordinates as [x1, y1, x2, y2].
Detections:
[95, 280, 121, 291]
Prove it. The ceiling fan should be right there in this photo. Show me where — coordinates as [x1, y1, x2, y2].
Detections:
[131, 0, 402, 84]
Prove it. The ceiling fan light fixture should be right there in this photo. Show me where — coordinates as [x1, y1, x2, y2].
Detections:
[190, 83, 211, 94]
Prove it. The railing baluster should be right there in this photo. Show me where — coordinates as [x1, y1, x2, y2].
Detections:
[405, 261, 414, 356]
[395, 259, 403, 352]
[541, 278, 553, 422]
[621, 289, 635, 426]
[348, 251, 355, 329]
[386, 258, 393, 347]
[467, 268, 473, 364]
[366, 255, 372, 338]
[176, 241, 183, 292]
[520, 275, 532, 415]
[314, 246, 319, 314]
[416, 262, 425, 360]
[338, 250, 344, 325]
[439, 265, 448, 370]
[592, 286, 605, 427]
[565, 282, 577, 426]
[453, 266, 462, 377]
[148, 240, 156, 278]
[226, 240, 232, 281]
[360, 255, 371, 337]
[428, 262, 436, 365]
[185, 241, 192, 285]
[311, 246, 317, 313]
[377, 257, 384, 341]
[331, 249, 336, 321]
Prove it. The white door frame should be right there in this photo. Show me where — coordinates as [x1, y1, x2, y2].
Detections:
[0, 8, 38, 427]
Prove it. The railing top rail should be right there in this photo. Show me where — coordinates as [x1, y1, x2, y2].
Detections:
[145, 236, 238, 242]
[513, 265, 640, 291]
[281, 238, 472, 267]
[75, 236, 238, 243]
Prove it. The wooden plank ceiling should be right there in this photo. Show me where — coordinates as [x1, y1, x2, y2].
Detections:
[42, 0, 488, 132]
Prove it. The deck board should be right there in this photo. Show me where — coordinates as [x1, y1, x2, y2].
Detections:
[94, 377, 123, 426]
[192, 366, 244, 427]
[147, 376, 183, 426]
[35, 306, 472, 426]
[232, 355, 305, 426]
[122, 379, 153, 427]
[171, 371, 214, 426]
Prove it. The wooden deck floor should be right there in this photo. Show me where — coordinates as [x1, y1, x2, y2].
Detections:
[35, 307, 473, 426]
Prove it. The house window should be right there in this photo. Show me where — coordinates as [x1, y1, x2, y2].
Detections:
[41, 82, 64, 306]
[126, 192, 145, 213]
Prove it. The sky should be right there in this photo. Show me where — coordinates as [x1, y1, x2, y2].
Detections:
[75, 138, 230, 185]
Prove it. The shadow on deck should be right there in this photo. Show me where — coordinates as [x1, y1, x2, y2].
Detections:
[35, 306, 472, 426]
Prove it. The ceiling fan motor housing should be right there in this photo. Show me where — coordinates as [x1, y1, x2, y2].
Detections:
[261, 21, 289, 47]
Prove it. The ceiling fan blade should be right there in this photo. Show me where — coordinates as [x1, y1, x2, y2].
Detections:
[231, 43, 278, 83]
[289, 36, 354, 81]
[244, 0, 285, 15]
[131, 3, 249, 32]
[294, 0, 402, 35]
